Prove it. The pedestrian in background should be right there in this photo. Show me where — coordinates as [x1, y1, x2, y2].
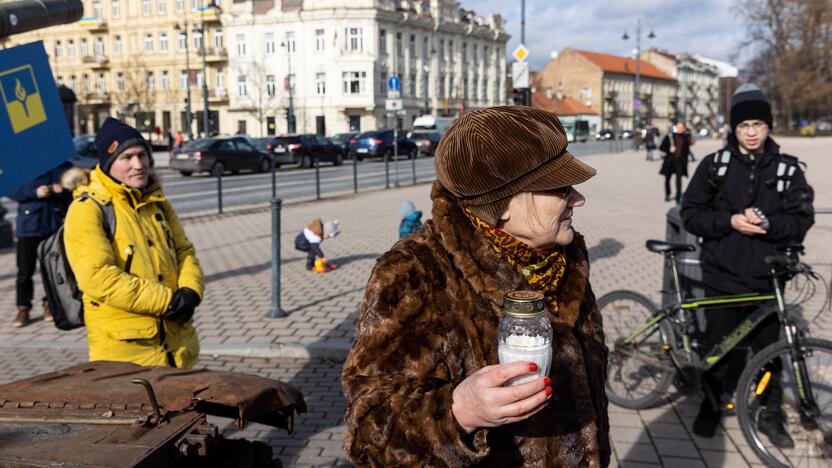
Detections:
[681, 84, 814, 445]
[398, 201, 422, 238]
[643, 125, 658, 161]
[64, 117, 204, 368]
[659, 121, 695, 203]
[343, 106, 609, 466]
[295, 218, 340, 271]
[175, 131, 185, 150]
[7, 162, 73, 327]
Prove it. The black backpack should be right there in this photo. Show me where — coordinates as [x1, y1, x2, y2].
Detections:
[38, 194, 115, 330]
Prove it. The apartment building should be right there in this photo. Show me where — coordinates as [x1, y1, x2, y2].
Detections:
[224, 0, 509, 136]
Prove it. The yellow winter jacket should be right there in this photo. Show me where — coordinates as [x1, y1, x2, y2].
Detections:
[64, 167, 204, 368]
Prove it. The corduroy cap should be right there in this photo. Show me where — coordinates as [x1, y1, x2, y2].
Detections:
[434, 105, 596, 224]
[730, 83, 772, 130]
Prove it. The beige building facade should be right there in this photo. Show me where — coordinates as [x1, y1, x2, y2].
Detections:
[5, 0, 232, 141]
[535, 48, 677, 132]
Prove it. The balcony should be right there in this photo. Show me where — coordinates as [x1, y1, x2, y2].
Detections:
[205, 48, 228, 62]
[83, 91, 110, 104]
[79, 17, 108, 32]
[82, 55, 109, 68]
[208, 88, 228, 103]
[193, 6, 221, 23]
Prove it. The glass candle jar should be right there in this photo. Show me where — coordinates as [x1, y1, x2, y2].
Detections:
[497, 290, 553, 386]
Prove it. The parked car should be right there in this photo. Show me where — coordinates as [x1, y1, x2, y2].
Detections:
[253, 134, 344, 168]
[170, 136, 272, 176]
[620, 130, 634, 139]
[348, 129, 418, 161]
[331, 132, 358, 154]
[412, 115, 455, 134]
[595, 128, 616, 140]
[408, 130, 442, 156]
[71, 134, 99, 168]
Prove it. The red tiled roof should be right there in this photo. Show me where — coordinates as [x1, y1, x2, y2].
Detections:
[532, 92, 597, 116]
[573, 49, 674, 81]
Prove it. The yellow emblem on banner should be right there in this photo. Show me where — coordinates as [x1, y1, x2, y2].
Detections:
[0, 65, 47, 134]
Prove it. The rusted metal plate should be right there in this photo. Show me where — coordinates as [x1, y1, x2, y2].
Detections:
[0, 361, 306, 431]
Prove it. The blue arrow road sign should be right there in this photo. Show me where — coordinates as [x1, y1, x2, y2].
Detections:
[0, 41, 75, 196]
[387, 76, 400, 92]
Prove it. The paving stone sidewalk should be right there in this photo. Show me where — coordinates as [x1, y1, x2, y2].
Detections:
[0, 137, 830, 467]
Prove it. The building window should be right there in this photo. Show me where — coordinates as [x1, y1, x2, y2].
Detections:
[175, 0, 183, 12]
[56, 75, 63, 86]
[409, 71, 416, 96]
[422, 36, 428, 61]
[484, 46, 489, 67]
[347, 27, 362, 52]
[80, 38, 88, 56]
[438, 72, 445, 98]
[142, 0, 151, 16]
[214, 29, 223, 50]
[481, 77, 487, 101]
[462, 42, 467, 63]
[180, 70, 188, 89]
[161, 70, 170, 90]
[111, 0, 120, 17]
[266, 75, 275, 97]
[315, 73, 326, 95]
[67, 39, 75, 58]
[463, 77, 468, 99]
[315, 29, 325, 52]
[159, 32, 168, 52]
[472, 76, 478, 101]
[96, 73, 106, 94]
[448, 40, 454, 62]
[146, 71, 154, 91]
[422, 70, 429, 98]
[473, 44, 478, 65]
[82, 74, 89, 93]
[144, 34, 153, 52]
[237, 75, 247, 96]
[342, 71, 366, 95]
[193, 30, 203, 51]
[215, 67, 224, 90]
[178, 32, 187, 51]
[265, 33, 275, 55]
[113, 36, 121, 55]
[378, 29, 387, 55]
[285, 31, 296, 53]
[379, 69, 387, 96]
[94, 37, 105, 56]
[409, 34, 415, 57]
[236, 34, 246, 56]
[196, 70, 204, 88]
[54, 40, 61, 59]
[69, 75, 76, 91]
[157, 0, 165, 15]
[396, 32, 403, 56]
[115, 72, 124, 91]
[439, 39, 445, 61]
[93, 0, 103, 17]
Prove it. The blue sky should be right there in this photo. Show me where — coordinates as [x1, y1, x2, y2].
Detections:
[462, 0, 750, 70]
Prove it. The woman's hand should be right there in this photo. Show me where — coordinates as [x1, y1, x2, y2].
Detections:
[451, 361, 552, 434]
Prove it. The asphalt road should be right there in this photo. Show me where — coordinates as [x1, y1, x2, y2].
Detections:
[1, 139, 631, 219]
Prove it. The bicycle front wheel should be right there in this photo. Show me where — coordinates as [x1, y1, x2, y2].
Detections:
[736, 338, 832, 468]
[600, 290, 675, 409]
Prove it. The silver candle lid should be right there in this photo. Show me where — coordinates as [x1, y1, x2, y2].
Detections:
[503, 291, 546, 317]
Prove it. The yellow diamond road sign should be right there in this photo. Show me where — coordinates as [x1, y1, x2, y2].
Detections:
[513, 44, 529, 62]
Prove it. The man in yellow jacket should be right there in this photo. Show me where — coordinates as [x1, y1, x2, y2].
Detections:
[64, 118, 204, 368]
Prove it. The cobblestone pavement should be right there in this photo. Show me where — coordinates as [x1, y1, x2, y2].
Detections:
[0, 137, 830, 467]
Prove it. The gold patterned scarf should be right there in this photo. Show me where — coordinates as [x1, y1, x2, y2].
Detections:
[462, 207, 567, 315]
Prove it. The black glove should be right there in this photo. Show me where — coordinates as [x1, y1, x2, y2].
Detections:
[164, 287, 201, 324]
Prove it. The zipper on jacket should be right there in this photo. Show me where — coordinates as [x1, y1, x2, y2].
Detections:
[123, 245, 135, 273]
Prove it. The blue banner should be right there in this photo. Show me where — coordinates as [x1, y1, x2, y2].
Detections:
[0, 41, 75, 196]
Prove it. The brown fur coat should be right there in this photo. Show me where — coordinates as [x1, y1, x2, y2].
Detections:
[342, 182, 610, 467]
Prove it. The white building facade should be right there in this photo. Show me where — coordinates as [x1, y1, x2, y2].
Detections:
[224, 0, 509, 137]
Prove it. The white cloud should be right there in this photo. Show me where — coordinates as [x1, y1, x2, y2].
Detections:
[461, 0, 750, 69]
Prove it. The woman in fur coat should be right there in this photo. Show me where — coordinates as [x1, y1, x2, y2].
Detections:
[342, 106, 610, 467]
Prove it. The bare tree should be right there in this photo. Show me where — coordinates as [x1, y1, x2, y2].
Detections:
[240, 56, 281, 137]
[113, 55, 156, 138]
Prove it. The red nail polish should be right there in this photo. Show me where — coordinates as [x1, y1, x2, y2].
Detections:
[544, 377, 552, 386]
[529, 363, 538, 372]
[545, 386, 553, 396]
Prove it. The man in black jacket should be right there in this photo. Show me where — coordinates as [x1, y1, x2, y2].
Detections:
[681, 84, 814, 445]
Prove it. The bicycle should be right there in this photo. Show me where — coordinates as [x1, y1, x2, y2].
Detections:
[600, 240, 832, 467]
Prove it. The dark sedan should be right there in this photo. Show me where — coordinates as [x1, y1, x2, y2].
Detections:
[253, 134, 344, 169]
[169, 137, 272, 176]
[71, 135, 99, 168]
[407, 130, 442, 156]
[331, 132, 357, 154]
[348, 129, 417, 161]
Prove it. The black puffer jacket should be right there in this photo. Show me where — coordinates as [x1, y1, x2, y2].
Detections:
[680, 135, 814, 293]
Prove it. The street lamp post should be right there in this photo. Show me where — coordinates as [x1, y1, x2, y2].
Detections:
[195, 1, 221, 137]
[622, 18, 655, 148]
[280, 39, 295, 133]
[174, 21, 193, 141]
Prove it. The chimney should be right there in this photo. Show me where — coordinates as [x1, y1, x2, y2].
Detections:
[545, 88, 553, 99]
[555, 90, 564, 100]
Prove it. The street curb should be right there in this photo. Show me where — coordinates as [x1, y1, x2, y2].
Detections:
[0, 340, 350, 361]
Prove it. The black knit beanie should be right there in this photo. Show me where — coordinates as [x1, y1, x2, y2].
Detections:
[94, 117, 154, 173]
[730, 83, 772, 130]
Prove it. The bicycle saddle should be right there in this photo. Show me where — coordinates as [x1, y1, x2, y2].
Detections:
[645, 240, 696, 254]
